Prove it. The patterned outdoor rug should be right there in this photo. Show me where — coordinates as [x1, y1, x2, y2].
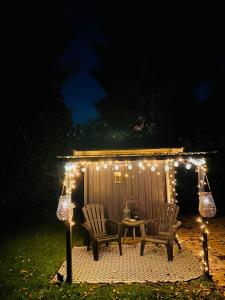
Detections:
[55, 244, 202, 283]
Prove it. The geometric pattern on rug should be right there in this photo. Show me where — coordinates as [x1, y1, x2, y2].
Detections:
[56, 244, 203, 283]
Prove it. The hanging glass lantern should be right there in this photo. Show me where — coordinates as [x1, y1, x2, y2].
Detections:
[199, 192, 216, 218]
[56, 195, 74, 221]
[123, 203, 130, 220]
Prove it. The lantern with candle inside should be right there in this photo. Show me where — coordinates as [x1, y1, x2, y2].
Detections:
[199, 191, 216, 218]
[56, 194, 74, 221]
[123, 202, 130, 220]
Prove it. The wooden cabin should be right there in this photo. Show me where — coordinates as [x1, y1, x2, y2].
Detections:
[70, 148, 184, 221]
[58, 147, 215, 277]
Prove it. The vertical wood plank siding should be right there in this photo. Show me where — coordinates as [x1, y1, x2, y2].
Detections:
[85, 161, 167, 221]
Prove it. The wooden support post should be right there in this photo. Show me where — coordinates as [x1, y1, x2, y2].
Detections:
[198, 166, 211, 278]
[65, 219, 72, 284]
[201, 217, 210, 278]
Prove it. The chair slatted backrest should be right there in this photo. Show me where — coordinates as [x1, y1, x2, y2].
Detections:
[158, 203, 179, 235]
[82, 203, 106, 235]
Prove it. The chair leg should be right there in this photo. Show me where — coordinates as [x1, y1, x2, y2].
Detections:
[175, 235, 182, 250]
[118, 238, 122, 256]
[140, 240, 146, 256]
[93, 241, 99, 261]
[166, 242, 173, 261]
[87, 238, 91, 251]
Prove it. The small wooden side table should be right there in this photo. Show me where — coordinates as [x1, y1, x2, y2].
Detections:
[122, 219, 145, 244]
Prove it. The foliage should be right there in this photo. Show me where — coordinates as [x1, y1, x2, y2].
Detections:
[90, 3, 224, 144]
[1, 2, 75, 216]
[83, 3, 225, 214]
[0, 213, 224, 300]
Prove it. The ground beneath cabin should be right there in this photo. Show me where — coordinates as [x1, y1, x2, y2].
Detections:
[115, 216, 225, 288]
[175, 216, 225, 288]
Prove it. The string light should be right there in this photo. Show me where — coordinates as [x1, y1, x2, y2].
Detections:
[185, 163, 192, 169]
[138, 162, 143, 168]
[114, 164, 119, 171]
[174, 161, 179, 167]
[197, 215, 210, 276]
[62, 155, 210, 276]
[151, 165, 156, 172]
[164, 164, 170, 172]
[128, 163, 133, 170]
[63, 157, 208, 178]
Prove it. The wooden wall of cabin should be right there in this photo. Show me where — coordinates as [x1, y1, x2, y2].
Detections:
[84, 160, 167, 223]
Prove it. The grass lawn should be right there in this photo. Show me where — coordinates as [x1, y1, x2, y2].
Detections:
[0, 209, 224, 300]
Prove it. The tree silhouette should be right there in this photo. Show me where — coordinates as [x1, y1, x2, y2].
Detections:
[1, 2, 76, 219]
[90, 2, 224, 150]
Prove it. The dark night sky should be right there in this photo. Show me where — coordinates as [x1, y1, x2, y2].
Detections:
[61, 2, 223, 124]
[61, 2, 106, 123]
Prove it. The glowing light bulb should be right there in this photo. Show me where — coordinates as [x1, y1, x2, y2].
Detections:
[185, 163, 192, 169]
[128, 164, 133, 170]
[201, 158, 206, 165]
[138, 162, 143, 168]
[103, 163, 108, 169]
[114, 164, 119, 171]
[65, 162, 76, 171]
[151, 165, 156, 172]
[164, 164, 170, 172]
[96, 166, 100, 171]
[81, 167, 86, 172]
[174, 161, 179, 167]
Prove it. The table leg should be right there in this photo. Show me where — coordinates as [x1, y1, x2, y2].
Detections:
[133, 227, 135, 244]
[124, 227, 128, 238]
[140, 224, 145, 237]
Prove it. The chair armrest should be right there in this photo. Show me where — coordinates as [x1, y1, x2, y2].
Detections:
[173, 220, 182, 230]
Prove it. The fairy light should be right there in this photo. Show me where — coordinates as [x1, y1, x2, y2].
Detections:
[164, 164, 170, 172]
[138, 161, 143, 168]
[128, 163, 133, 170]
[174, 161, 179, 167]
[62, 154, 212, 279]
[197, 214, 210, 277]
[65, 162, 76, 172]
[151, 165, 156, 172]
[185, 163, 192, 169]
[114, 164, 119, 171]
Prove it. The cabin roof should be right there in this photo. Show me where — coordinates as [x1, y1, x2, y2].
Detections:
[58, 148, 217, 162]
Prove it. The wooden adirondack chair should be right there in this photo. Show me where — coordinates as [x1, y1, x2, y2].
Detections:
[82, 203, 122, 261]
[140, 203, 181, 261]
